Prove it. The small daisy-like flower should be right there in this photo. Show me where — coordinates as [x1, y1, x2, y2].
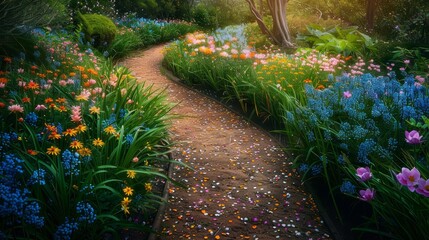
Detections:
[27, 80, 39, 90]
[75, 124, 87, 133]
[70, 140, 83, 149]
[47, 146, 61, 155]
[92, 138, 104, 147]
[77, 147, 91, 156]
[48, 132, 61, 140]
[56, 98, 66, 104]
[104, 125, 116, 134]
[44, 98, 54, 104]
[123, 186, 134, 196]
[89, 106, 100, 114]
[121, 197, 132, 206]
[127, 170, 136, 179]
[63, 128, 78, 137]
[121, 205, 130, 214]
[145, 183, 152, 192]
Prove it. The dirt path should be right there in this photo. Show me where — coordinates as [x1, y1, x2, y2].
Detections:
[121, 45, 332, 240]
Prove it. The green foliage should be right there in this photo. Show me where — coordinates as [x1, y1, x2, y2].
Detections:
[77, 13, 117, 47]
[191, 4, 218, 30]
[297, 24, 377, 58]
[106, 29, 143, 59]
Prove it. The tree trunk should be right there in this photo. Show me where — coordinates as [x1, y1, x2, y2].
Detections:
[245, 0, 294, 48]
[366, 0, 376, 31]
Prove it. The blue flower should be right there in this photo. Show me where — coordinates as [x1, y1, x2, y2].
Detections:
[62, 150, 80, 176]
[298, 163, 309, 173]
[55, 218, 78, 240]
[340, 180, 356, 194]
[358, 139, 376, 164]
[76, 201, 96, 224]
[0, 154, 24, 185]
[125, 134, 134, 145]
[23, 201, 44, 228]
[311, 164, 322, 176]
[25, 112, 38, 127]
[28, 169, 46, 185]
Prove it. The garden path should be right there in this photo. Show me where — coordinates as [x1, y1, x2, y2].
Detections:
[121, 45, 332, 240]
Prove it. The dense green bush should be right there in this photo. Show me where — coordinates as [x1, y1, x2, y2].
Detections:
[77, 13, 117, 47]
[191, 4, 218, 30]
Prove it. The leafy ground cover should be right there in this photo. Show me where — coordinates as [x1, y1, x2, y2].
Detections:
[163, 25, 429, 239]
[0, 16, 197, 239]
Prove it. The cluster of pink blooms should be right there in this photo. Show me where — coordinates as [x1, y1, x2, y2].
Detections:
[396, 167, 429, 197]
[71, 105, 82, 123]
[355, 167, 375, 201]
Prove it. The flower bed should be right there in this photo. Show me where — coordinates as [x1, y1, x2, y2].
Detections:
[163, 25, 429, 239]
[0, 28, 172, 239]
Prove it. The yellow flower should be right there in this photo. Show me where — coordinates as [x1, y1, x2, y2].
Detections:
[70, 140, 83, 149]
[127, 170, 136, 179]
[92, 138, 105, 147]
[77, 147, 92, 156]
[121, 197, 132, 206]
[89, 106, 100, 114]
[46, 146, 61, 155]
[123, 186, 134, 196]
[63, 128, 78, 137]
[145, 183, 152, 192]
[75, 124, 87, 133]
[104, 125, 116, 134]
[121, 205, 130, 214]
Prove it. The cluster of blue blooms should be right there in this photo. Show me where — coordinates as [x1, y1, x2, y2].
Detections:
[299, 72, 428, 171]
[0, 154, 44, 229]
[62, 149, 81, 176]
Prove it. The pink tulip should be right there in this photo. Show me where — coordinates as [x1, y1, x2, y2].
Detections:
[396, 167, 421, 192]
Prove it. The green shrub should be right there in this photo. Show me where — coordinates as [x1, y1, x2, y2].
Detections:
[107, 29, 143, 59]
[297, 24, 377, 58]
[191, 4, 217, 30]
[77, 13, 117, 47]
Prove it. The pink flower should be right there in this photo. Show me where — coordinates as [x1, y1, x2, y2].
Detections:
[416, 179, 429, 197]
[343, 91, 352, 98]
[70, 105, 82, 123]
[35, 104, 47, 111]
[396, 167, 421, 192]
[405, 130, 423, 144]
[404, 59, 410, 64]
[359, 188, 375, 201]
[356, 167, 372, 182]
[8, 104, 24, 113]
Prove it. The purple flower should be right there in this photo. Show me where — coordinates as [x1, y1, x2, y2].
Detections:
[359, 188, 375, 201]
[405, 130, 423, 144]
[343, 91, 352, 98]
[396, 167, 421, 192]
[356, 167, 372, 181]
[416, 178, 429, 197]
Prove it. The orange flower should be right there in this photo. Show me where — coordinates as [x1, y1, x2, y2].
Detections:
[3, 57, 12, 63]
[0, 102, 5, 108]
[63, 128, 78, 137]
[45, 98, 54, 104]
[123, 186, 134, 196]
[75, 66, 85, 72]
[70, 140, 83, 149]
[0, 77, 8, 83]
[303, 79, 312, 83]
[104, 125, 116, 134]
[27, 81, 40, 90]
[22, 97, 31, 103]
[55, 98, 66, 104]
[27, 149, 38, 155]
[77, 147, 91, 156]
[55, 105, 67, 112]
[69, 72, 76, 77]
[75, 124, 87, 133]
[46, 146, 61, 155]
[121, 197, 132, 206]
[92, 138, 104, 147]
[127, 170, 136, 179]
[316, 85, 326, 90]
[44, 123, 57, 132]
[48, 132, 61, 140]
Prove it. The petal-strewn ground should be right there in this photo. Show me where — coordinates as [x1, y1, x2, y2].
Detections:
[122, 45, 332, 240]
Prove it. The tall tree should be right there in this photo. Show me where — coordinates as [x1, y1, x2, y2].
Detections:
[245, 0, 294, 48]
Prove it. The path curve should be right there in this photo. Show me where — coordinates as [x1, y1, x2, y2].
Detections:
[121, 45, 332, 240]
